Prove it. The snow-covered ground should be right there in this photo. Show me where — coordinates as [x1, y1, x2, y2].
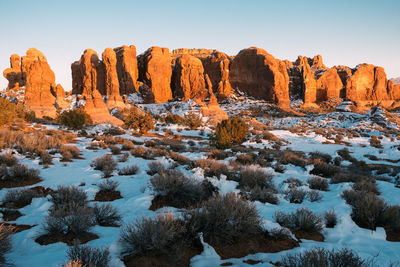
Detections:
[1, 102, 400, 266]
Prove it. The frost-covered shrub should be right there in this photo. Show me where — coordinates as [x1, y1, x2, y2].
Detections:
[121, 212, 187, 258]
[275, 208, 324, 233]
[109, 145, 121, 155]
[280, 248, 368, 267]
[67, 243, 110, 267]
[2, 188, 39, 208]
[97, 180, 119, 192]
[184, 193, 263, 245]
[308, 190, 323, 202]
[307, 177, 329, 191]
[238, 168, 275, 191]
[147, 160, 165, 176]
[0, 153, 18, 167]
[283, 188, 307, 204]
[50, 186, 88, 210]
[279, 151, 307, 169]
[58, 109, 92, 130]
[118, 164, 139, 176]
[91, 154, 117, 177]
[324, 209, 337, 228]
[150, 169, 216, 208]
[93, 203, 121, 226]
[0, 223, 13, 264]
[5, 164, 40, 182]
[310, 159, 339, 177]
[212, 117, 249, 149]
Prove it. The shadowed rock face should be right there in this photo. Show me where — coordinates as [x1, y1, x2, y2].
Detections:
[137, 46, 173, 103]
[171, 54, 208, 102]
[102, 48, 124, 109]
[230, 47, 290, 108]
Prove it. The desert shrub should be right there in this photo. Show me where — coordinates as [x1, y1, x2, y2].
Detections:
[50, 186, 88, 210]
[0, 153, 18, 167]
[184, 193, 263, 245]
[58, 109, 92, 130]
[281, 178, 302, 188]
[238, 168, 275, 191]
[118, 153, 129, 162]
[370, 135, 382, 148]
[0, 223, 13, 264]
[164, 113, 185, 124]
[39, 150, 52, 165]
[109, 145, 121, 155]
[308, 190, 323, 202]
[279, 150, 307, 169]
[352, 180, 380, 195]
[236, 153, 256, 165]
[4, 164, 40, 182]
[212, 117, 249, 149]
[283, 188, 307, 203]
[243, 186, 279, 204]
[0, 98, 17, 126]
[147, 160, 165, 176]
[150, 169, 216, 208]
[337, 147, 354, 161]
[324, 209, 337, 228]
[103, 126, 125, 136]
[67, 243, 110, 267]
[280, 247, 368, 267]
[310, 159, 339, 177]
[93, 203, 121, 226]
[121, 212, 187, 258]
[91, 154, 117, 177]
[195, 159, 231, 179]
[269, 227, 292, 241]
[275, 208, 324, 233]
[121, 140, 134, 150]
[169, 151, 191, 165]
[118, 164, 139, 176]
[2, 188, 39, 208]
[308, 177, 329, 191]
[123, 107, 154, 133]
[58, 145, 81, 161]
[97, 180, 119, 192]
[184, 112, 202, 129]
[45, 204, 95, 236]
[309, 151, 332, 163]
[208, 149, 231, 160]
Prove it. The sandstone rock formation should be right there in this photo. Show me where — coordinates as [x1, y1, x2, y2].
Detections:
[315, 68, 343, 101]
[388, 80, 400, 100]
[345, 64, 389, 102]
[53, 84, 69, 109]
[171, 54, 208, 102]
[102, 48, 124, 110]
[200, 51, 232, 99]
[200, 75, 228, 124]
[230, 47, 290, 108]
[137, 47, 172, 103]
[172, 48, 216, 58]
[82, 90, 123, 125]
[3, 54, 24, 90]
[114, 45, 139, 94]
[296, 56, 317, 105]
[311, 55, 326, 70]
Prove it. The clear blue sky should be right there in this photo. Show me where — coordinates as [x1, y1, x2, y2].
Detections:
[1, 0, 399, 91]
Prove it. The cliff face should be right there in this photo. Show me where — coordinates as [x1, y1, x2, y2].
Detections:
[3, 45, 400, 125]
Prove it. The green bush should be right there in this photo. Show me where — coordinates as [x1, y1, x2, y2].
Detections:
[123, 107, 154, 133]
[212, 117, 249, 149]
[58, 109, 92, 129]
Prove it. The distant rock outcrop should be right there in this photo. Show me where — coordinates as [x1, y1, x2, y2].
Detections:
[316, 68, 343, 101]
[137, 47, 173, 103]
[102, 48, 124, 109]
[229, 47, 290, 108]
[114, 45, 139, 95]
[171, 54, 208, 102]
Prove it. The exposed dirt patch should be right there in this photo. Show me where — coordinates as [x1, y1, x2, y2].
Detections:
[0, 209, 23, 221]
[385, 229, 400, 242]
[5, 223, 35, 233]
[29, 186, 54, 196]
[220, 263, 233, 266]
[35, 232, 99, 246]
[210, 233, 299, 260]
[243, 259, 262, 265]
[294, 230, 325, 242]
[94, 190, 122, 202]
[123, 246, 202, 267]
[0, 177, 42, 190]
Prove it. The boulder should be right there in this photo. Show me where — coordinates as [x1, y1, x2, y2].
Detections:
[171, 54, 208, 102]
[229, 47, 290, 108]
[114, 45, 139, 95]
[137, 47, 173, 103]
[102, 48, 125, 110]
